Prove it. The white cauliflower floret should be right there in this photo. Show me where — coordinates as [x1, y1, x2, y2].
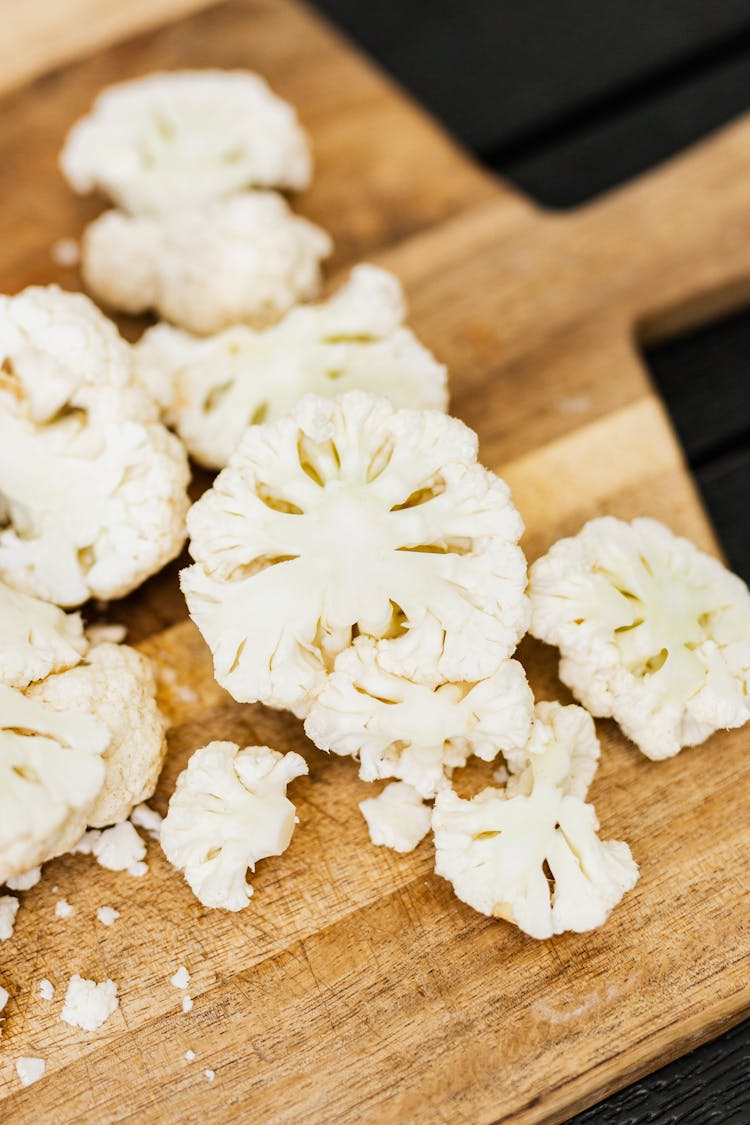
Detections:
[82, 192, 332, 336]
[160, 741, 308, 911]
[74, 822, 147, 875]
[529, 517, 750, 759]
[0, 683, 109, 883]
[504, 701, 600, 800]
[0, 580, 87, 688]
[134, 265, 448, 468]
[0, 285, 156, 424]
[60, 975, 118, 1032]
[359, 782, 432, 853]
[0, 397, 190, 606]
[433, 703, 638, 939]
[306, 635, 533, 797]
[5, 866, 42, 891]
[182, 392, 529, 718]
[27, 643, 166, 827]
[60, 69, 311, 215]
[0, 895, 19, 940]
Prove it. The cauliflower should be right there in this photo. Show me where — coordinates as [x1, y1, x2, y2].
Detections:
[27, 643, 166, 827]
[432, 703, 638, 939]
[134, 264, 448, 469]
[160, 741, 308, 911]
[0, 683, 109, 883]
[60, 975, 118, 1032]
[6, 866, 42, 891]
[0, 984, 9, 1033]
[529, 517, 750, 759]
[82, 192, 332, 336]
[0, 580, 87, 688]
[359, 782, 432, 853]
[0, 895, 19, 940]
[15, 1057, 46, 1087]
[182, 392, 528, 717]
[73, 822, 147, 875]
[60, 70, 311, 215]
[0, 381, 190, 606]
[0, 285, 156, 424]
[306, 636, 533, 797]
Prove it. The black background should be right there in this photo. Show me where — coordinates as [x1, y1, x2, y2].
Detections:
[314, 2, 750, 1121]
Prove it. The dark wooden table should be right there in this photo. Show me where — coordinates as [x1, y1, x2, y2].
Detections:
[315, 2, 750, 1120]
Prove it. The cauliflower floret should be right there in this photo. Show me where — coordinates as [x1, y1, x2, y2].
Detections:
[529, 517, 750, 759]
[306, 635, 533, 797]
[73, 822, 147, 875]
[0, 398, 190, 606]
[359, 782, 432, 853]
[6, 866, 42, 891]
[160, 741, 308, 911]
[182, 392, 528, 717]
[134, 265, 448, 468]
[0, 683, 109, 883]
[60, 975, 118, 1032]
[0, 285, 156, 424]
[60, 70, 311, 215]
[0, 580, 87, 688]
[432, 703, 638, 939]
[27, 643, 166, 827]
[82, 192, 332, 336]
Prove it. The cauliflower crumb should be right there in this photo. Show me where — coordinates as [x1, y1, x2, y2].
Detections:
[182, 995, 194, 1014]
[359, 783, 432, 854]
[60, 975, 118, 1032]
[96, 906, 120, 927]
[39, 979, 55, 1001]
[6, 866, 42, 891]
[130, 803, 163, 841]
[184, 1049, 196, 1062]
[15, 1057, 45, 1087]
[204, 1069, 215, 1082]
[0, 895, 19, 940]
[51, 237, 80, 269]
[82, 192, 332, 336]
[161, 742, 308, 911]
[170, 966, 190, 990]
[0, 984, 9, 1025]
[55, 898, 75, 919]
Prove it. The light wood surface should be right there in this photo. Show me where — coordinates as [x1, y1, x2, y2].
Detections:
[1, 2, 749, 1122]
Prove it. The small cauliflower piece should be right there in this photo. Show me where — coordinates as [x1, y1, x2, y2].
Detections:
[40, 979, 55, 1000]
[27, 643, 167, 827]
[60, 975, 118, 1032]
[432, 703, 638, 939]
[306, 636, 533, 797]
[503, 700, 600, 800]
[0, 285, 156, 424]
[60, 69, 311, 215]
[130, 802, 163, 841]
[0, 895, 19, 940]
[134, 264, 448, 468]
[359, 782, 432, 853]
[161, 741, 308, 911]
[529, 517, 750, 759]
[96, 906, 119, 927]
[74, 822, 147, 875]
[182, 391, 528, 717]
[82, 192, 332, 336]
[0, 984, 8, 1035]
[0, 580, 87, 689]
[0, 685, 109, 884]
[16, 1057, 46, 1087]
[6, 866, 42, 891]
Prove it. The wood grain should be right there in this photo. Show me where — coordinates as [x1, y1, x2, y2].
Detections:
[0, 1, 749, 1122]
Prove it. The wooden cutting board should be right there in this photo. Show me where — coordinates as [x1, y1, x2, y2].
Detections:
[1, 1, 750, 1122]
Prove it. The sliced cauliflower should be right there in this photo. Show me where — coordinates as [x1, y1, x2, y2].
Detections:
[0, 580, 87, 688]
[182, 392, 528, 717]
[27, 643, 166, 827]
[359, 782, 432, 853]
[529, 517, 750, 759]
[0, 683, 109, 883]
[82, 192, 332, 336]
[0, 285, 156, 424]
[0, 388, 190, 606]
[134, 265, 448, 468]
[306, 635, 533, 797]
[160, 741, 308, 911]
[60, 69, 311, 215]
[433, 703, 638, 939]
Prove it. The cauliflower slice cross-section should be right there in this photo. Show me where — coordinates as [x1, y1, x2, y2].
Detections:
[82, 192, 332, 336]
[134, 265, 448, 469]
[160, 741, 308, 911]
[0, 683, 109, 884]
[529, 517, 750, 758]
[0, 580, 87, 689]
[182, 391, 529, 717]
[60, 69, 311, 215]
[306, 635, 533, 797]
[432, 702, 638, 939]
